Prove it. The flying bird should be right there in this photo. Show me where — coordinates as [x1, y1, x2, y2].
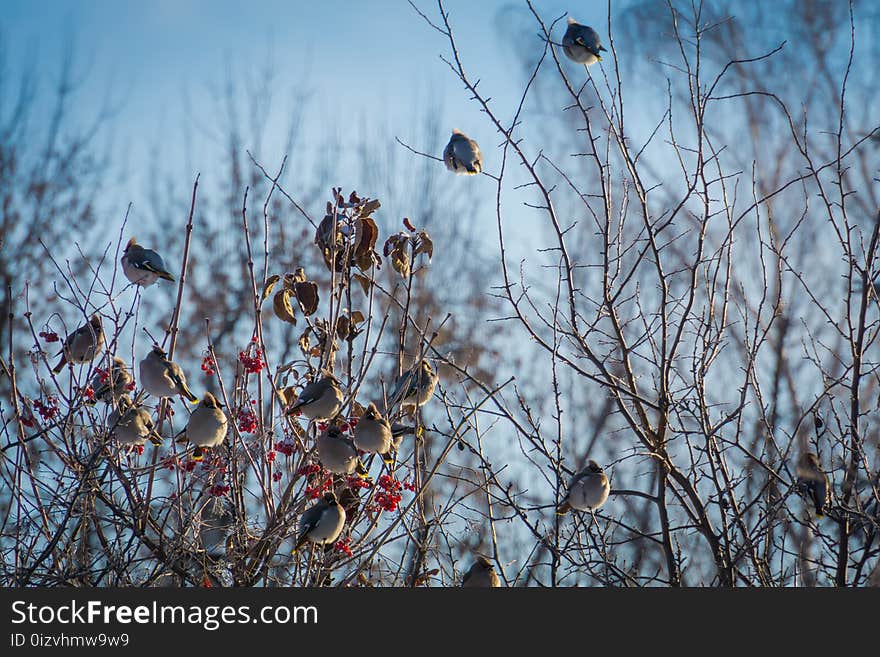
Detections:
[443, 129, 482, 175]
[557, 460, 610, 515]
[562, 17, 607, 66]
[52, 314, 105, 373]
[121, 237, 176, 287]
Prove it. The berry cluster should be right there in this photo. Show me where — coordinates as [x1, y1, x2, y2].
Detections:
[33, 396, 60, 421]
[237, 406, 258, 433]
[274, 440, 295, 457]
[19, 411, 37, 428]
[239, 339, 265, 374]
[375, 474, 403, 512]
[209, 484, 231, 497]
[266, 450, 276, 463]
[296, 463, 322, 477]
[83, 386, 95, 401]
[200, 354, 216, 376]
[95, 367, 110, 384]
[334, 537, 353, 558]
[346, 475, 372, 490]
[272, 471, 283, 482]
[305, 477, 334, 499]
[38, 329, 60, 343]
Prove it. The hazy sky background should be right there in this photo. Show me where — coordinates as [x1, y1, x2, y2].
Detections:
[1, 0, 614, 236]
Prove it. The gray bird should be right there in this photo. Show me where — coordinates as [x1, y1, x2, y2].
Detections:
[461, 556, 501, 587]
[317, 425, 368, 476]
[796, 452, 831, 518]
[139, 346, 198, 402]
[389, 360, 438, 413]
[52, 314, 105, 373]
[353, 402, 393, 463]
[199, 498, 234, 559]
[121, 237, 176, 287]
[179, 391, 228, 460]
[286, 372, 344, 421]
[557, 460, 610, 514]
[294, 492, 346, 551]
[562, 17, 606, 66]
[90, 355, 133, 403]
[108, 395, 163, 447]
[443, 129, 482, 175]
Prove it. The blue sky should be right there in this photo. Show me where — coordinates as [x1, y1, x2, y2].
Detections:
[1, 1, 601, 183]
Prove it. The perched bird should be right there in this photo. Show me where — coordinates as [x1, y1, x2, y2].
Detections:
[294, 492, 346, 551]
[52, 314, 105, 373]
[179, 391, 228, 461]
[89, 355, 133, 403]
[461, 556, 501, 588]
[199, 498, 234, 560]
[353, 402, 393, 463]
[107, 395, 162, 447]
[796, 452, 831, 518]
[443, 129, 482, 175]
[121, 237, 176, 287]
[562, 17, 607, 66]
[286, 372, 344, 421]
[389, 360, 438, 413]
[139, 346, 198, 402]
[557, 460, 610, 515]
[317, 425, 368, 476]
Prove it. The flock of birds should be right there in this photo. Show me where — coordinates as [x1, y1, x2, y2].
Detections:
[39, 17, 831, 586]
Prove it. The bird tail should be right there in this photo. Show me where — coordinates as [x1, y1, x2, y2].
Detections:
[556, 501, 571, 516]
[355, 459, 369, 478]
[179, 383, 198, 404]
[192, 446, 205, 461]
[599, 45, 607, 52]
[149, 433, 164, 447]
[52, 355, 67, 374]
[292, 533, 309, 553]
[381, 450, 395, 466]
[157, 270, 176, 282]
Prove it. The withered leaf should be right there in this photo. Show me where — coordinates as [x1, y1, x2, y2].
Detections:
[352, 216, 379, 271]
[414, 231, 433, 261]
[273, 289, 297, 324]
[294, 280, 319, 315]
[350, 310, 366, 325]
[336, 315, 351, 341]
[383, 233, 411, 277]
[298, 329, 311, 355]
[360, 199, 381, 217]
[277, 386, 298, 406]
[352, 273, 372, 297]
[261, 274, 280, 303]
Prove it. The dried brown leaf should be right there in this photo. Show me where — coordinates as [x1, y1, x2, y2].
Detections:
[294, 280, 319, 315]
[272, 289, 297, 324]
[414, 231, 433, 261]
[261, 274, 280, 303]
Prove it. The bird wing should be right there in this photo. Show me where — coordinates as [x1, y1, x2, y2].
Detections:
[129, 248, 169, 275]
[291, 381, 324, 409]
